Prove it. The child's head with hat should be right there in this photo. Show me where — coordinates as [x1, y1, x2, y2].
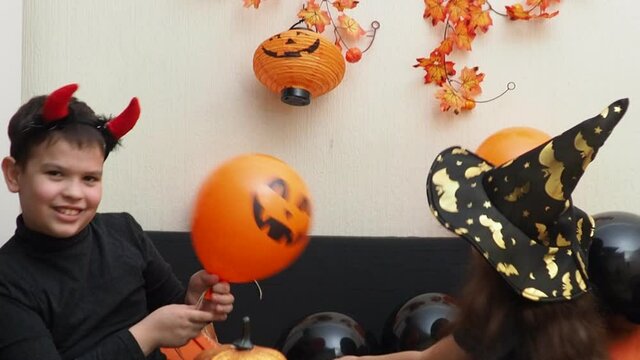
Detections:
[427, 99, 629, 302]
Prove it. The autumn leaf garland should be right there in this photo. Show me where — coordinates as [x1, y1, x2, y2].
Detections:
[418, 0, 561, 114]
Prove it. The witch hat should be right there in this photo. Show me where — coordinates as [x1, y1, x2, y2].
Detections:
[426, 99, 629, 301]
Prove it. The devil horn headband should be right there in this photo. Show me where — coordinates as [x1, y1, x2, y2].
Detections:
[42, 83, 79, 121]
[41, 83, 140, 140]
[106, 97, 140, 139]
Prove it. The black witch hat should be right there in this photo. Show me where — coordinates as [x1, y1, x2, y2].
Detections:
[426, 99, 629, 301]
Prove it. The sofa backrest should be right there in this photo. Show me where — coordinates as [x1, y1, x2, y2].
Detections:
[147, 232, 471, 350]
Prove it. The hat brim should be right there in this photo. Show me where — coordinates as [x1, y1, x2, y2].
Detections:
[426, 146, 592, 302]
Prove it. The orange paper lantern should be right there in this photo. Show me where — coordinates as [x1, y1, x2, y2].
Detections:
[475, 126, 551, 166]
[192, 154, 312, 283]
[253, 28, 346, 106]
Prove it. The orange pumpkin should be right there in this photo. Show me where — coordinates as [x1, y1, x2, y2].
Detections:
[253, 28, 345, 106]
[475, 127, 550, 166]
[191, 154, 312, 283]
[195, 317, 286, 360]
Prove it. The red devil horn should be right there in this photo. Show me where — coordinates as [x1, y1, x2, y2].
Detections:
[42, 83, 79, 122]
[106, 97, 140, 140]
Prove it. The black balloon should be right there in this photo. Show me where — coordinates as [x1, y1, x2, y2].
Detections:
[280, 312, 375, 359]
[382, 292, 457, 352]
[589, 211, 640, 324]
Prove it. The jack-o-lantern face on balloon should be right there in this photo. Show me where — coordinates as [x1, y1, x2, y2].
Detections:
[253, 178, 311, 246]
[192, 154, 313, 283]
[253, 28, 345, 106]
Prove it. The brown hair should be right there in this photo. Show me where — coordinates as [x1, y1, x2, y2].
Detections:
[453, 250, 609, 360]
[7, 95, 111, 166]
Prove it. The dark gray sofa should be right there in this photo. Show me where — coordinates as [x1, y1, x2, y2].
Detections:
[147, 232, 471, 352]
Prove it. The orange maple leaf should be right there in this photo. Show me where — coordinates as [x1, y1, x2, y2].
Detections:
[450, 21, 475, 51]
[527, 0, 560, 12]
[459, 66, 484, 97]
[298, 0, 331, 33]
[505, 4, 531, 20]
[414, 51, 456, 86]
[423, 0, 446, 26]
[436, 83, 476, 114]
[242, 0, 261, 9]
[535, 10, 559, 19]
[445, 0, 471, 24]
[338, 14, 366, 39]
[507, 3, 559, 21]
[332, 0, 359, 11]
[436, 38, 454, 55]
[468, 4, 492, 33]
[436, 84, 465, 114]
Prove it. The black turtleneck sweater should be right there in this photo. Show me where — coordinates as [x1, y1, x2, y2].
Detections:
[0, 213, 186, 359]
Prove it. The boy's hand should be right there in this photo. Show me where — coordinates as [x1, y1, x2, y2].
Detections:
[130, 304, 214, 352]
[185, 270, 234, 321]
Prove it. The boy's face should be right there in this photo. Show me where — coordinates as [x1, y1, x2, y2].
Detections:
[3, 138, 104, 238]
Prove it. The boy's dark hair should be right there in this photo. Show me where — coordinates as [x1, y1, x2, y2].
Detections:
[8, 95, 115, 166]
[7, 84, 140, 166]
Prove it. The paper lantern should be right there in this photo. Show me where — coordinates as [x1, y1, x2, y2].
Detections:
[253, 28, 346, 106]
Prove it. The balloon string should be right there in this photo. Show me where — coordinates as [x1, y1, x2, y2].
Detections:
[169, 286, 220, 359]
[254, 280, 263, 300]
[196, 287, 220, 345]
[177, 281, 262, 355]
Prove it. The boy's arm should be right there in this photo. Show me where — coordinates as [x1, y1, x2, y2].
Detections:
[0, 295, 146, 360]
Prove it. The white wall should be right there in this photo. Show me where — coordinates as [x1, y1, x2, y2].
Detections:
[4, 0, 639, 241]
[0, 0, 22, 241]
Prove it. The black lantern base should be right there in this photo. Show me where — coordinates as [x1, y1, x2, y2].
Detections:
[281, 87, 311, 106]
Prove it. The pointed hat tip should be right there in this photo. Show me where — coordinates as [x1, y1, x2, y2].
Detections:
[610, 98, 629, 114]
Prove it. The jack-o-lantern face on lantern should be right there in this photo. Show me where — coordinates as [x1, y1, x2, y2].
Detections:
[253, 28, 346, 106]
[253, 178, 311, 245]
[261, 31, 321, 58]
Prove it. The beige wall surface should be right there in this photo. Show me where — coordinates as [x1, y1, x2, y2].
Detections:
[3, 0, 639, 241]
[0, 0, 22, 241]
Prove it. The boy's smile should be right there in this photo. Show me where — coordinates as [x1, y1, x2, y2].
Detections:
[3, 138, 104, 238]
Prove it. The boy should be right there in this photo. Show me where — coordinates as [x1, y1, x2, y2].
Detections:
[0, 84, 234, 359]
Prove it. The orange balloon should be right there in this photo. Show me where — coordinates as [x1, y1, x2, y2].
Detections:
[609, 326, 640, 360]
[475, 127, 551, 166]
[192, 154, 312, 283]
